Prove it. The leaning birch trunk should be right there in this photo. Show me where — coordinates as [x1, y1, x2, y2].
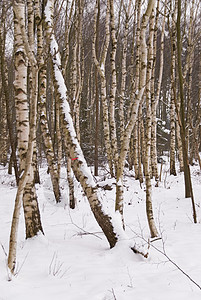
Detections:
[59, 3, 76, 206]
[115, 0, 157, 223]
[44, 0, 126, 248]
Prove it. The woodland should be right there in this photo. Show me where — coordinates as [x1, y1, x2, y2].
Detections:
[0, 0, 201, 297]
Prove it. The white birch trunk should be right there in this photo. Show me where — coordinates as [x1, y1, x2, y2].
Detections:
[151, 0, 166, 183]
[34, 0, 61, 203]
[118, 1, 132, 143]
[144, 9, 158, 238]
[108, 0, 119, 174]
[115, 0, 156, 222]
[44, 0, 126, 248]
[92, 0, 114, 176]
[8, 0, 43, 273]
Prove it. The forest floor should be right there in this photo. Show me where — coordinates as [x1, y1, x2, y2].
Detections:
[0, 158, 201, 300]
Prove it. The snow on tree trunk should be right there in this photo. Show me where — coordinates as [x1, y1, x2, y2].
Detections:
[44, 0, 126, 248]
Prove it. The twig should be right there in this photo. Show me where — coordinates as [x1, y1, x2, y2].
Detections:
[129, 227, 201, 290]
[75, 231, 103, 239]
[15, 252, 29, 277]
[49, 251, 70, 278]
[68, 212, 102, 240]
[0, 242, 7, 256]
[109, 288, 117, 300]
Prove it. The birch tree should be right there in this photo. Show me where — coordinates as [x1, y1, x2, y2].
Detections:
[144, 8, 158, 238]
[92, 0, 114, 176]
[34, 0, 61, 203]
[169, 0, 177, 176]
[8, 0, 44, 273]
[108, 0, 119, 175]
[151, 0, 167, 182]
[44, 0, 126, 249]
[115, 0, 157, 225]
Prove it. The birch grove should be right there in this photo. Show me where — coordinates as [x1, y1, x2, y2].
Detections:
[0, 0, 200, 274]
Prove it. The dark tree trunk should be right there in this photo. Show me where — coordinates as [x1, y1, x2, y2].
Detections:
[176, 0, 197, 223]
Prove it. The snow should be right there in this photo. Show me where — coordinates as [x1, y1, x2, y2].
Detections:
[100, 63, 105, 74]
[0, 162, 201, 299]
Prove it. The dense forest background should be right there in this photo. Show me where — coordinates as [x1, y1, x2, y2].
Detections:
[0, 0, 200, 170]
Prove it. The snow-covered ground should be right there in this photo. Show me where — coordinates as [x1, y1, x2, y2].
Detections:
[0, 160, 201, 299]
